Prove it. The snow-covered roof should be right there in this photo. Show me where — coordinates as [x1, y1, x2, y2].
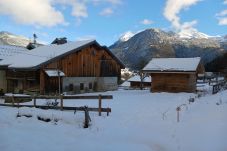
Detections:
[0, 40, 95, 68]
[0, 45, 28, 60]
[44, 69, 65, 77]
[143, 57, 201, 72]
[120, 81, 130, 87]
[128, 75, 151, 82]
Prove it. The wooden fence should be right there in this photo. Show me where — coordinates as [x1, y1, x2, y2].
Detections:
[0, 94, 112, 116]
[212, 81, 226, 94]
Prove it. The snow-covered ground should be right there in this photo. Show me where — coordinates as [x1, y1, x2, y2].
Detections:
[0, 89, 227, 151]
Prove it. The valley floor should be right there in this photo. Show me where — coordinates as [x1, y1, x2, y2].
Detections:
[0, 89, 227, 151]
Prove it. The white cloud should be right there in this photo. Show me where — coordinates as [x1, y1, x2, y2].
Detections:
[99, 8, 114, 16]
[71, 2, 88, 18]
[54, 0, 88, 18]
[92, 0, 122, 5]
[163, 0, 201, 32]
[0, 0, 66, 27]
[94, 0, 122, 17]
[0, 0, 122, 26]
[106, 0, 122, 5]
[217, 10, 227, 16]
[216, 1, 227, 26]
[140, 19, 153, 25]
[218, 18, 227, 25]
[224, 0, 227, 4]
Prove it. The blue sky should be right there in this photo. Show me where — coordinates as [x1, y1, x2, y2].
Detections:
[0, 0, 227, 46]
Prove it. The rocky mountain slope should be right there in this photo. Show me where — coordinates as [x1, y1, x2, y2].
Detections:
[0, 31, 30, 47]
[110, 28, 226, 70]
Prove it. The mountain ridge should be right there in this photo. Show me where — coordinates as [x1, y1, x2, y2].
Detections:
[0, 31, 31, 47]
[110, 28, 226, 70]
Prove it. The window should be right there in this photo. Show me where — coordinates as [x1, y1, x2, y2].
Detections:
[92, 50, 96, 56]
[80, 83, 84, 90]
[69, 84, 73, 91]
[89, 83, 93, 89]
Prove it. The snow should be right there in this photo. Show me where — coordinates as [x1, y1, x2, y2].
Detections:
[0, 40, 95, 68]
[0, 45, 28, 60]
[177, 29, 211, 39]
[128, 75, 151, 82]
[120, 81, 130, 87]
[45, 69, 65, 77]
[143, 57, 201, 72]
[119, 31, 135, 42]
[0, 89, 227, 151]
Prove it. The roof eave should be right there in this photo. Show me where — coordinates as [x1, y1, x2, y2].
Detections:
[102, 46, 125, 69]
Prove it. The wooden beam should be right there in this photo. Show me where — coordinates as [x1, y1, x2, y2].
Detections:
[0, 103, 111, 113]
[1, 95, 113, 100]
[40, 69, 45, 95]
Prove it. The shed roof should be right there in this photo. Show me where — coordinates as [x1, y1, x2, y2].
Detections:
[143, 57, 201, 72]
[128, 75, 151, 82]
[0, 40, 124, 69]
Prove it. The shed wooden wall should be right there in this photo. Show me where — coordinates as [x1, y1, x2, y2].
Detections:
[150, 73, 197, 93]
[0, 70, 7, 92]
[130, 82, 151, 88]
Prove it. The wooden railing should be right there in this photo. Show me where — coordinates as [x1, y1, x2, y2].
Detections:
[0, 94, 112, 116]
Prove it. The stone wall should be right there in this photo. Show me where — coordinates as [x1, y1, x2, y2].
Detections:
[63, 77, 118, 94]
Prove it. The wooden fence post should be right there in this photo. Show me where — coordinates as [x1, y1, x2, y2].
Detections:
[11, 95, 15, 106]
[17, 100, 19, 108]
[98, 94, 102, 116]
[107, 107, 109, 116]
[176, 107, 180, 122]
[60, 95, 63, 111]
[33, 96, 36, 107]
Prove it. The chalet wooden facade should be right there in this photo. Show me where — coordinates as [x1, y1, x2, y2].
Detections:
[142, 58, 205, 93]
[0, 40, 124, 94]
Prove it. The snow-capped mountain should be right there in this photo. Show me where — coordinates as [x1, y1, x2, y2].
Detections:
[119, 31, 135, 42]
[0, 31, 30, 47]
[110, 28, 226, 70]
[177, 29, 211, 39]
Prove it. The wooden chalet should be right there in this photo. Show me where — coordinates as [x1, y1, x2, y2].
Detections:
[0, 40, 124, 94]
[142, 57, 205, 93]
[0, 45, 28, 93]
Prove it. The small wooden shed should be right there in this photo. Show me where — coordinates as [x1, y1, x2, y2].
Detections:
[142, 57, 205, 93]
[127, 75, 151, 88]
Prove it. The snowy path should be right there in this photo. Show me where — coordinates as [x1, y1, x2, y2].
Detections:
[0, 90, 227, 151]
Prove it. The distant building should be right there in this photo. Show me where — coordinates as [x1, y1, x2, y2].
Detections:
[51, 37, 67, 45]
[127, 75, 151, 88]
[142, 57, 205, 93]
[0, 40, 124, 94]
